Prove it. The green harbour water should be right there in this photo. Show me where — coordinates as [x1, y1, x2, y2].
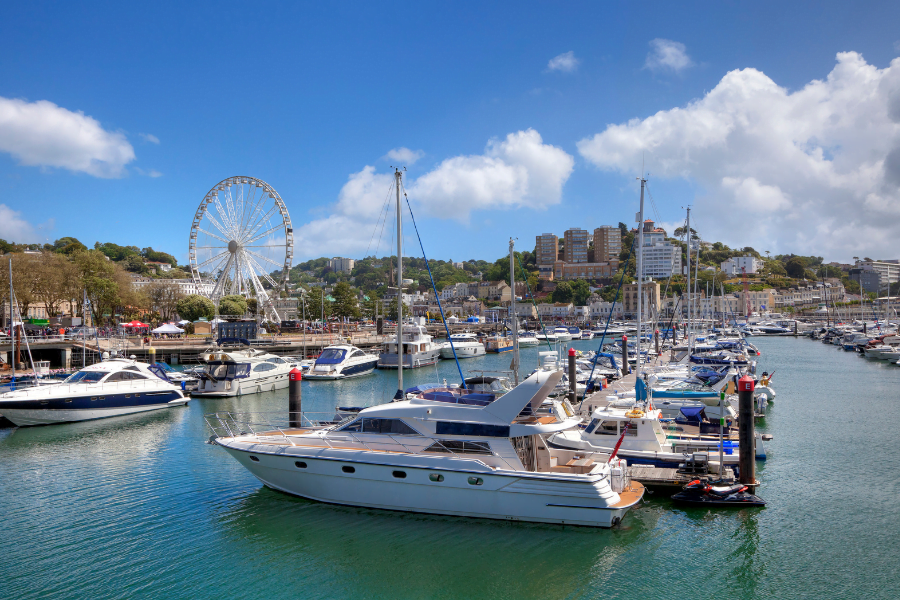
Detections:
[1, 336, 898, 599]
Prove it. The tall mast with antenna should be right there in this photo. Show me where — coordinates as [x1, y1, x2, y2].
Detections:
[685, 207, 691, 353]
[509, 237, 519, 385]
[637, 176, 646, 376]
[394, 168, 404, 399]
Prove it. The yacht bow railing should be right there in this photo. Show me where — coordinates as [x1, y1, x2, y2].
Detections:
[203, 411, 519, 470]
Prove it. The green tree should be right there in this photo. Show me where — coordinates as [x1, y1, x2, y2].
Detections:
[218, 294, 248, 316]
[552, 281, 573, 303]
[52, 237, 87, 255]
[176, 294, 216, 322]
[571, 279, 591, 306]
[305, 289, 332, 321]
[785, 257, 807, 278]
[332, 282, 360, 319]
[247, 298, 259, 317]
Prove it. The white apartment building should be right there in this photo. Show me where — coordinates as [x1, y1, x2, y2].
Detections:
[440, 282, 470, 300]
[721, 255, 762, 276]
[131, 277, 215, 296]
[590, 301, 624, 321]
[641, 241, 682, 279]
[328, 257, 356, 274]
[856, 260, 900, 289]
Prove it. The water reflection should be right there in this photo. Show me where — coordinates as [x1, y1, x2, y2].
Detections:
[213, 484, 660, 599]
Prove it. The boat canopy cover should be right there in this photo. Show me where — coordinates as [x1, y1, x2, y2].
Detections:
[679, 406, 706, 419]
[635, 378, 648, 401]
[316, 348, 347, 364]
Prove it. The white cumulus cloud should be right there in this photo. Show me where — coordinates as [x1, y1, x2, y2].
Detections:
[294, 130, 575, 259]
[0, 204, 53, 243]
[384, 147, 424, 165]
[410, 129, 574, 219]
[0, 96, 135, 178]
[140, 133, 160, 144]
[547, 51, 579, 73]
[577, 51, 900, 260]
[645, 39, 693, 73]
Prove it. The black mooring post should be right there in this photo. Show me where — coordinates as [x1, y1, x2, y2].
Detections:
[738, 375, 756, 488]
[289, 368, 302, 428]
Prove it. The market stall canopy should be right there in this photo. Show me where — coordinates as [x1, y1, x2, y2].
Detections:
[151, 323, 185, 334]
[122, 320, 149, 328]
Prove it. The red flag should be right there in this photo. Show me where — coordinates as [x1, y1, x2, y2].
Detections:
[607, 423, 629, 463]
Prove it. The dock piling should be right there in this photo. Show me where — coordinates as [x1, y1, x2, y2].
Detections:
[738, 375, 756, 489]
[289, 368, 302, 428]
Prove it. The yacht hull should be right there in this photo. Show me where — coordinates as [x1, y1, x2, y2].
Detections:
[439, 346, 485, 359]
[304, 359, 379, 380]
[219, 442, 642, 528]
[193, 375, 291, 397]
[377, 350, 441, 369]
[1, 395, 187, 426]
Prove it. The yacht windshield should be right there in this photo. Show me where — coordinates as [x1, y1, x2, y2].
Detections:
[316, 349, 346, 364]
[65, 371, 105, 383]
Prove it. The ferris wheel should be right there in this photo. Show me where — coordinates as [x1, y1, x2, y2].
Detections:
[189, 176, 293, 321]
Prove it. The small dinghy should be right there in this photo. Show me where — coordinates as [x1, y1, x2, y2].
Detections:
[671, 479, 766, 507]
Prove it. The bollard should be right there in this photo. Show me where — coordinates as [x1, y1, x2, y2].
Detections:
[568, 347, 576, 404]
[738, 375, 755, 488]
[863, 322, 867, 334]
[621, 335, 630, 375]
[376, 316, 384, 335]
[289, 368, 303, 428]
[148, 347, 156, 364]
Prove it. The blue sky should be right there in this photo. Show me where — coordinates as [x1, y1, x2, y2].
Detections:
[2, 1, 900, 266]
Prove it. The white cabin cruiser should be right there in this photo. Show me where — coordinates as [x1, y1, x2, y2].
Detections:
[0, 358, 188, 426]
[553, 327, 573, 341]
[194, 341, 298, 397]
[439, 333, 486, 359]
[304, 345, 379, 380]
[548, 404, 741, 469]
[517, 331, 540, 347]
[378, 324, 441, 369]
[206, 369, 644, 528]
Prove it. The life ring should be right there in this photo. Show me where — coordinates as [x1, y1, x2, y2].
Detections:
[624, 409, 645, 419]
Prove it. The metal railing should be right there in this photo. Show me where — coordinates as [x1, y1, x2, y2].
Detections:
[203, 411, 519, 470]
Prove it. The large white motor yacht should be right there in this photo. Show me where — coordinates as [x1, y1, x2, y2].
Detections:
[193, 343, 298, 397]
[439, 333, 486, 359]
[206, 369, 645, 528]
[304, 345, 379, 380]
[378, 324, 441, 369]
[0, 357, 188, 426]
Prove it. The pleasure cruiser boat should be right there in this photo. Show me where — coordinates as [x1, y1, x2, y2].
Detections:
[0, 357, 188, 426]
[516, 331, 540, 347]
[378, 324, 442, 369]
[205, 369, 645, 528]
[535, 329, 559, 343]
[484, 334, 514, 353]
[304, 345, 379, 380]
[581, 330, 595, 340]
[193, 341, 299, 396]
[553, 327, 573, 341]
[548, 404, 741, 469]
[439, 333, 486, 359]
[567, 326, 582, 340]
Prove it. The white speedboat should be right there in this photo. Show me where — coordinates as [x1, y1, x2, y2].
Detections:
[206, 369, 645, 528]
[378, 323, 442, 369]
[535, 329, 559, 343]
[581, 330, 595, 340]
[0, 358, 188, 426]
[553, 327, 573, 341]
[439, 333, 486, 359]
[548, 404, 742, 469]
[517, 332, 540, 347]
[304, 345, 379, 380]
[193, 343, 298, 396]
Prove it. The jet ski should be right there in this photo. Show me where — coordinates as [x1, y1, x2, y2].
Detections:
[671, 479, 766, 507]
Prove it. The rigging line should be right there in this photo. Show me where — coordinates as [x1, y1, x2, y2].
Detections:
[514, 253, 552, 352]
[579, 232, 637, 407]
[644, 181, 663, 224]
[401, 185, 467, 389]
[363, 180, 396, 261]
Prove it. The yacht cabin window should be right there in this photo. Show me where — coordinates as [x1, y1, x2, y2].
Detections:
[337, 418, 419, 435]
[253, 363, 276, 372]
[266, 357, 286, 364]
[65, 371, 105, 383]
[594, 421, 619, 435]
[424, 440, 492, 455]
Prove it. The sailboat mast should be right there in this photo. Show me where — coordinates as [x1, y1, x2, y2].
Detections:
[637, 177, 645, 376]
[685, 207, 691, 353]
[509, 238, 519, 385]
[9, 258, 14, 381]
[395, 169, 404, 398]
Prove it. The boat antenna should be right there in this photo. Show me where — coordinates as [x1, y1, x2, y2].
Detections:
[509, 237, 519, 386]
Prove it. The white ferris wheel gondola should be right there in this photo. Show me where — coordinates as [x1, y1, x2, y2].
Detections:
[189, 176, 293, 322]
